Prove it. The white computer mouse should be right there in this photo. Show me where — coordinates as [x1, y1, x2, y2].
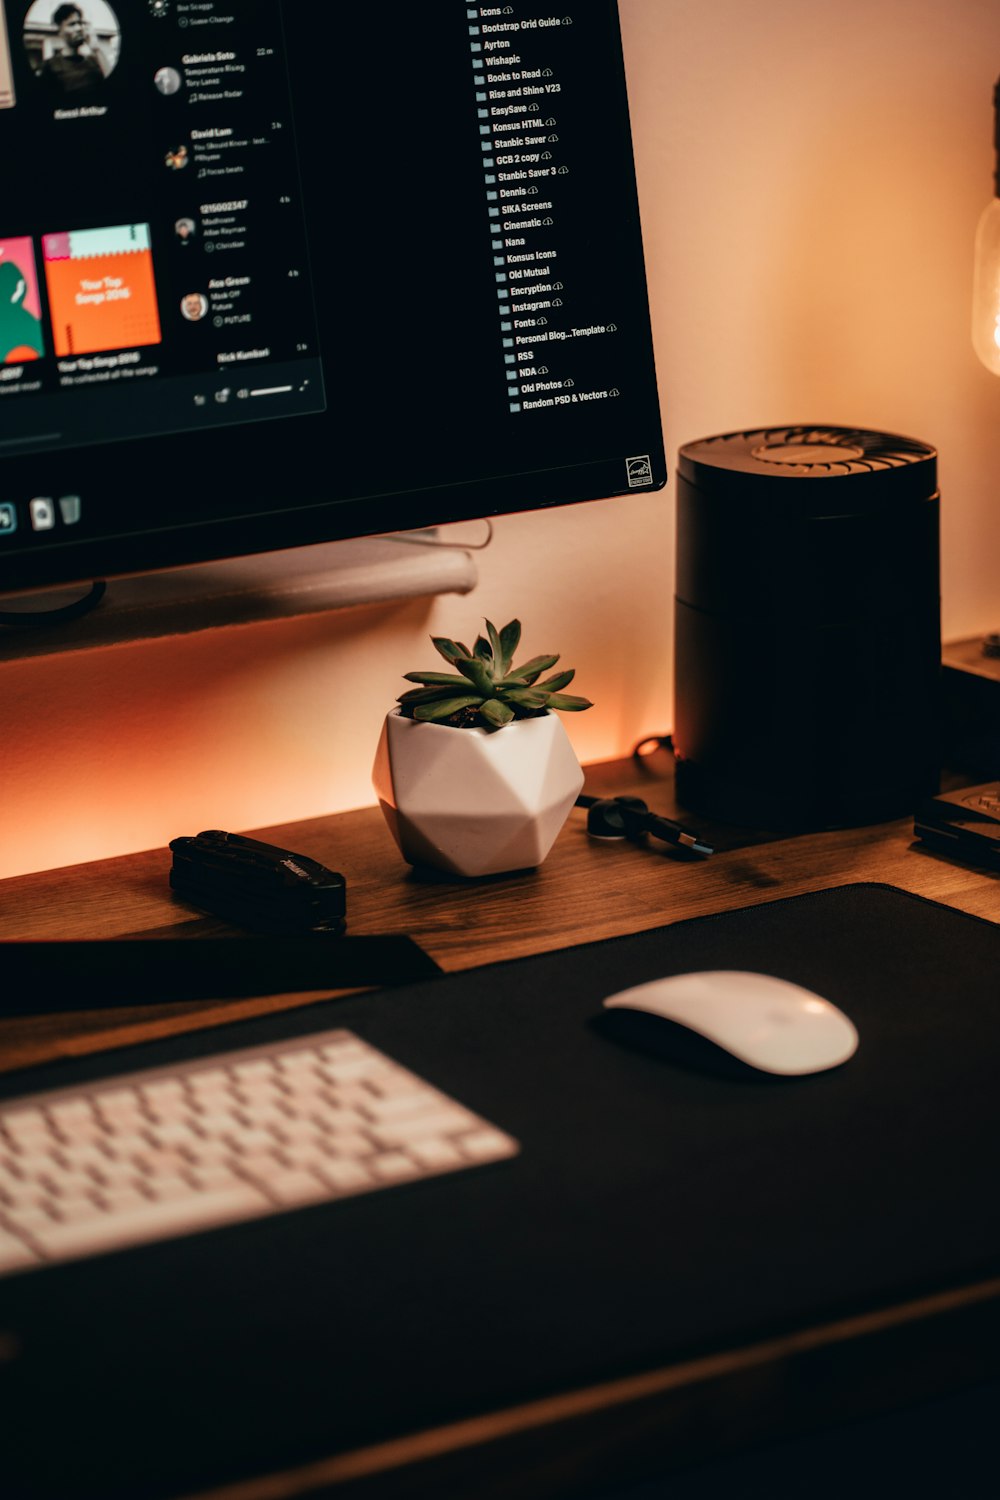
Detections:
[602, 970, 859, 1076]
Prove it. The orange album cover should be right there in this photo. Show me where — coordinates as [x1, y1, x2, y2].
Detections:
[42, 224, 162, 357]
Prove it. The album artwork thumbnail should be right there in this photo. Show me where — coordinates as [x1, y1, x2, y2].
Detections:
[42, 223, 162, 356]
[0, 237, 45, 363]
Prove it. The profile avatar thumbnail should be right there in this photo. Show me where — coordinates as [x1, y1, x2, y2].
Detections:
[42, 223, 161, 357]
[23, 0, 121, 98]
[154, 65, 181, 95]
[180, 291, 207, 322]
[0, 237, 45, 363]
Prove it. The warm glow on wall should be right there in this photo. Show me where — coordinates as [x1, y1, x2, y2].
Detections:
[5, 1, 1000, 882]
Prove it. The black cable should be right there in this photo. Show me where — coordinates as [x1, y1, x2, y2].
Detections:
[632, 733, 672, 760]
[0, 580, 107, 631]
[575, 793, 714, 857]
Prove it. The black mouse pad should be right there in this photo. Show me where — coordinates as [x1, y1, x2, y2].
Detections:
[2, 883, 999, 1499]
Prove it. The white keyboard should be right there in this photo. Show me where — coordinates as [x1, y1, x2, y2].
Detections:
[0, 1028, 519, 1277]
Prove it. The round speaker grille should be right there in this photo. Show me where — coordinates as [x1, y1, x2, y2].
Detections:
[678, 425, 937, 505]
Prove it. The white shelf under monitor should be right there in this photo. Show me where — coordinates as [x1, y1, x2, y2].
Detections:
[0, 533, 479, 661]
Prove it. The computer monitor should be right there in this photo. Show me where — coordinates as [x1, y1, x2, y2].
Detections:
[0, 0, 664, 595]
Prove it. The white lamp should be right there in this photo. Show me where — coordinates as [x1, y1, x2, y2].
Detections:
[972, 77, 1000, 374]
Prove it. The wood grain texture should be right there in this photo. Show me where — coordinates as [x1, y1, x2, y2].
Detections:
[1, 752, 996, 1076]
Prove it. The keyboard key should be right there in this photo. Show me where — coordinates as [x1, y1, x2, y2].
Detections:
[263, 1169, 329, 1207]
[147, 1122, 200, 1150]
[459, 1128, 517, 1161]
[363, 1088, 443, 1118]
[6, 1204, 60, 1238]
[185, 1069, 230, 1091]
[53, 1143, 113, 1173]
[144, 1172, 192, 1201]
[97, 1185, 150, 1215]
[322, 1131, 373, 1159]
[318, 1159, 372, 1193]
[1, 1107, 48, 1136]
[371, 1108, 477, 1149]
[370, 1152, 422, 1182]
[408, 1137, 465, 1171]
[232, 1061, 274, 1084]
[93, 1087, 142, 1112]
[140, 1080, 187, 1106]
[226, 1128, 278, 1156]
[281, 1142, 333, 1172]
[50, 1192, 103, 1222]
[185, 1164, 243, 1193]
[23, 1183, 269, 1261]
[50, 1098, 96, 1126]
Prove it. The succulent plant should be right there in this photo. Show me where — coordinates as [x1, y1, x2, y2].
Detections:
[397, 618, 593, 730]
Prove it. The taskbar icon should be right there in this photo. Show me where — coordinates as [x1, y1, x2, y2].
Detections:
[29, 496, 55, 531]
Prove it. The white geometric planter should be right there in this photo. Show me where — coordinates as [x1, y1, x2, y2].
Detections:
[372, 709, 585, 878]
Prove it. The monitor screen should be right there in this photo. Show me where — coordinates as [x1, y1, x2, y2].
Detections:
[0, 0, 664, 593]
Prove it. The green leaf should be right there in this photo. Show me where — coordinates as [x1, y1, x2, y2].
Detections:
[485, 620, 503, 671]
[479, 697, 515, 728]
[455, 655, 495, 694]
[413, 695, 484, 721]
[431, 637, 471, 665]
[397, 686, 459, 705]
[503, 688, 549, 709]
[536, 668, 575, 693]
[545, 693, 593, 712]
[473, 635, 493, 664]
[499, 619, 521, 673]
[402, 671, 471, 686]
[503, 654, 559, 684]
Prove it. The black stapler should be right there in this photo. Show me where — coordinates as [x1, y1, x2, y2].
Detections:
[169, 829, 346, 933]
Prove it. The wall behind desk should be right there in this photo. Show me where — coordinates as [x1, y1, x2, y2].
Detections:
[3, 0, 1000, 880]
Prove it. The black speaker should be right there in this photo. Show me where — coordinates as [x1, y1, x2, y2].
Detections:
[673, 425, 941, 830]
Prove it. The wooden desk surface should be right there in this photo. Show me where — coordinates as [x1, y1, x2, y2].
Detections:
[0, 751, 996, 1077]
[2, 755, 999, 1500]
